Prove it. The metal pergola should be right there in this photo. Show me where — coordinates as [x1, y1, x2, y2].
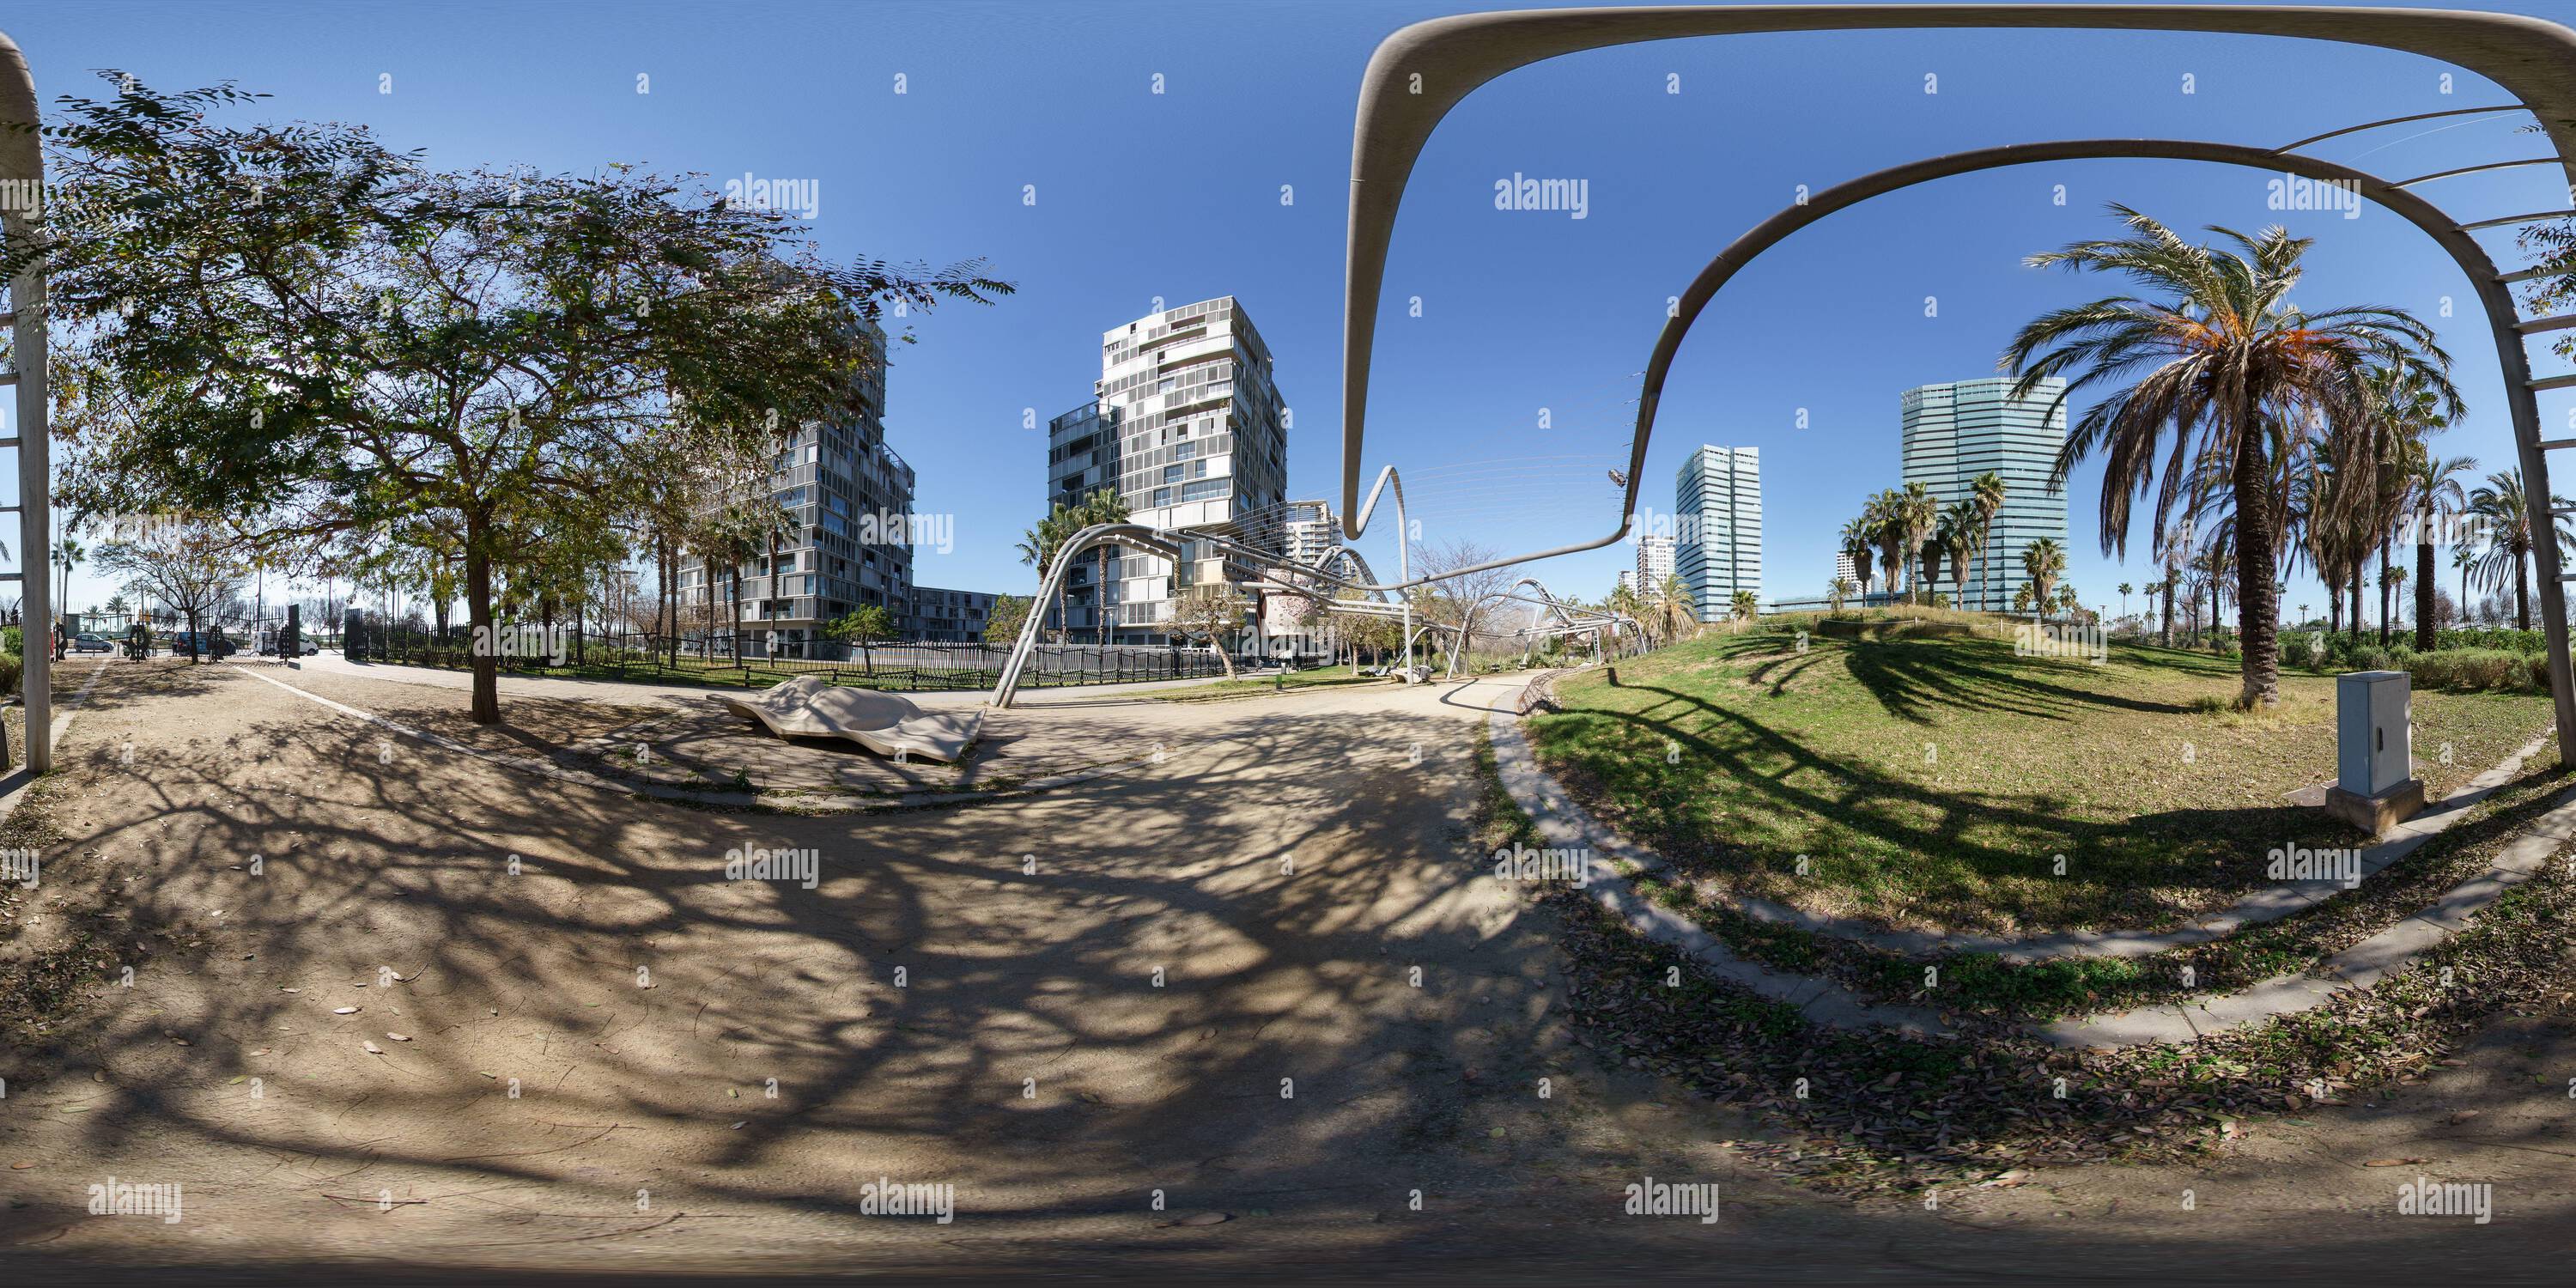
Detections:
[1336, 5, 2576, 765]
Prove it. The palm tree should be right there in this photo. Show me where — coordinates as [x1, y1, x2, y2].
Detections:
[1826, 577, 1855, 614]
[1895, 483, 1938, 604]
[1729, 589, 1758, 622]
[1076, 487, 1132, 645]
[52, 537, 82, 620]
[1961, 471, 2007, 608]
[1866, 490, 1906, 604]
[2452, 544, 2476, 629]
[2467, 470, 2573, 632]
[2006, 205, 2459, 706]
[2407, 452, 2476, 650]
[1839, 516, 1876, 604]
[2117, 581, 2133, 622]
[1658, 572, 1695, 641]
[1937, 501, 1978, 604]
[1015, 501, 1080, 643]
[2021, 538, 2065, 621]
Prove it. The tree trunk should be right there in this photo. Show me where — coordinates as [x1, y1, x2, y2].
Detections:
[2516, 550, 2531, 632]
[2233, 421, 2281, 706]
[1097, 545, 1113, 646]
[2378, 538, 2392, 647]
[2160, 578, 2174, 648]
[2330, 588, 2343, 636]
[2348, 574, 2363, 643]
[2415, 537, 2435, 652]
[465, 527, 499, 725]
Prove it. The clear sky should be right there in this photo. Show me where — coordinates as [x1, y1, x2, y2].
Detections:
[7, 0, 2573, 623]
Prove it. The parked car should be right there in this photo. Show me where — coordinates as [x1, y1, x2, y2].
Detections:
[72, 632, 112, 653]
[167, 630, 237, 658]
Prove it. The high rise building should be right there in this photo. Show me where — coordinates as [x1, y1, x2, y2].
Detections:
[1635, 533, 1676, 598]
[1833, 551, 1860, 591]
[676, 316, 914, 656]
[1617, 568, 1639, 595]
[909, 586, 999, 642]
[1899, 377, 2070, 612]
[1045, 297, 1290, 644]
[1282, 499, 1338, 571]
[1675, 446, 1761, 622]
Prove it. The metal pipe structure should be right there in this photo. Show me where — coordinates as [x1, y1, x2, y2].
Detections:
[1339, 4, 2576, 762]
[0, 30, 51, 773]
[1633, 137, 2575, 761]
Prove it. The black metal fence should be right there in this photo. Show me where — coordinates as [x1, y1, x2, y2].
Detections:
[344, 623, 1306, 692]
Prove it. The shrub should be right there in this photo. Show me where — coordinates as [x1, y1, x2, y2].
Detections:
[2404, 647, 2540, 693]
[0, 626, 19, 657]
[0, 652, 18, 695]
[2280, 633, 2318, 670]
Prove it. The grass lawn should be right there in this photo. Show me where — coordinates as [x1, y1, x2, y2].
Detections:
[1524, 630, 2554, 937]
[1151, 664, 1387, 702]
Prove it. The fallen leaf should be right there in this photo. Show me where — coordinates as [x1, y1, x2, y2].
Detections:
[2447, 1109, 2481, 1126]
[2364, 1157, 2427, 1167]
[361, 1041, 384, 1054]
[332, 1007, 359, 1015]
[385, 1033, 410, 1042]
[1165, 1212, 1229, 1227]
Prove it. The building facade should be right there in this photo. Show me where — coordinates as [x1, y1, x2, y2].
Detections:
[676, 317, 916, 656]
[1635, 532, 1676, 598]
[1044, 297, 1290, 644]
[1675, 446, 1761, 622]
[910, 586, 998, 642]
[1899, 377, 2070, 612]
[1832, 551, 1860, 592]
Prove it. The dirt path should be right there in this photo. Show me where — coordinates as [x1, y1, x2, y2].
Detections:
[0, 661, 2569, 1280]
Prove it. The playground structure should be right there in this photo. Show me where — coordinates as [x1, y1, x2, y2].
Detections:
[1334, 3, 2576, 764]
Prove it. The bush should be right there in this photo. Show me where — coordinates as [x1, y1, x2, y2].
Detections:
[2435, 626, 2546, 654]
[2404, 647, 2543, 693]
[2280, 633, 2319, 670]
[0, 652, 18, 695]
[0, 626, 19, 657]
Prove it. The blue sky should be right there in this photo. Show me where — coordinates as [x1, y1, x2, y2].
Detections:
[8, 0, 2573, 622]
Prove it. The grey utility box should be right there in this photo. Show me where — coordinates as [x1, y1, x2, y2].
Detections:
[2328, 670, 2423, 835]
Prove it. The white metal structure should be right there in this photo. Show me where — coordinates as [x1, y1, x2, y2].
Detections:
[0, 30, 51, 774]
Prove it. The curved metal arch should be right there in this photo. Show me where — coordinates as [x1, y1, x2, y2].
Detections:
[1631, 136, 2573, 753]
[1336, 3, 2576, 601]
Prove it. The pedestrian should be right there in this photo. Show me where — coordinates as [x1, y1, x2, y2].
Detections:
[52, 619, 65, 662]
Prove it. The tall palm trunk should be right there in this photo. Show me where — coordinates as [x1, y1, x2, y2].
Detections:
[2159, 578, 2174, 647]
[2377, 538, 2392, 647]
[2515, 550, 2531, 632]
[2348, 574, 2362, 643]
[2233, 425, 2281, 701]
[2415, 533, 2435, 652]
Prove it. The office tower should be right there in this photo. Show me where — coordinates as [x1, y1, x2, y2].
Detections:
[1617, 568, 1639, 595]
[676, 316, 914, 656]
[1899, 377, 2070, 612]
[1044, 297, 1290, 643]
[1636, 532, 1676, 598]
[1833, 551, 1860, 591]
[1675, 446, 1761, 622]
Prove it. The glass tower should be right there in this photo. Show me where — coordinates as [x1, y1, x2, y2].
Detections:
[1899, 377, 2070, 612]
[1675, 446, 1761, 622]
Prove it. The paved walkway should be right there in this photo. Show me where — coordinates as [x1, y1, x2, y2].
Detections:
[10, 663, 2576, 1275]
[283, 651, 1252, 711]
